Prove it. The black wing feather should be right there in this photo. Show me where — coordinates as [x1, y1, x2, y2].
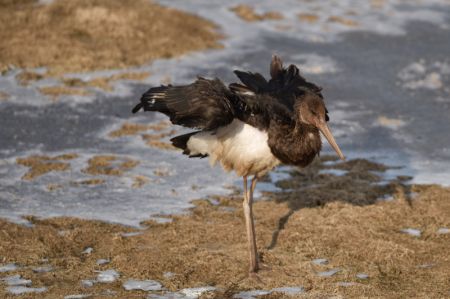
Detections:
[133, 78, 235, 130]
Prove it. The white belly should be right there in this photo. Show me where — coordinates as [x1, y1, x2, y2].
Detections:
[186, 119, 280, 177]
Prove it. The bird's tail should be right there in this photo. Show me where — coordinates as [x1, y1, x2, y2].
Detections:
[132, 85, 172, 114]
[170, 132, 207, 158]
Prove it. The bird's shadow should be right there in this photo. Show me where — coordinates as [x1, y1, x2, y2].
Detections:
[263, 156, 413, 250]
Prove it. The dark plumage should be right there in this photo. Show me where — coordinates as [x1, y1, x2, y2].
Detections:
[132, 55, 344, 273]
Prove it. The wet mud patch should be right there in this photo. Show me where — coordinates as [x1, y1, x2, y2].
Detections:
[0, 0, 222, 75]
[16, 154, 78, 180]
[231, 5, 283, 22]
[1, 158, 449, 297]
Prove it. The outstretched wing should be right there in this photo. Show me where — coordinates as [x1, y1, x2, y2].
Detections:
[230, 55, 324, 112]
[132, 77, 236, 130]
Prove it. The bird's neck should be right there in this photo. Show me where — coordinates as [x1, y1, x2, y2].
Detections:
[268, 121, 322, 167]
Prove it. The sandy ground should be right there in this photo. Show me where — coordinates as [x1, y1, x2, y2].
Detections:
[1, 157, 449, 298]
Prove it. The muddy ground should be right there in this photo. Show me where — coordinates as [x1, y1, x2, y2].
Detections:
[1, 157, 449, 298]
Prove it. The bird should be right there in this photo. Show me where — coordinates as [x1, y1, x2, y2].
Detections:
[132, 55, 344, 274]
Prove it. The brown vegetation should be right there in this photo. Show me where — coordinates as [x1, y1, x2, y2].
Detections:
[231, 5, 283, 22]
[0, 0, 222, 75]
[2, 158, 449, 297]
[327, 16, 359, 27]
[298, 13, 320, 23]
[16, 154, 78, 180]
[82, 155, 139, 176]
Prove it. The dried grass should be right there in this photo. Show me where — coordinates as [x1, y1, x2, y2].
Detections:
[0, 91, 9, 101]
[327, 16, 359, 27]
[16, 154, 78, 180]
[38, 86, 91, 99]
[0, 0, 222, 75]
[231, 5, 283, 22]
[82, 155, 138, 176]
[298, 13, 320, 23]
[1, 158, 449, 298]
[108, 121, 170, 138]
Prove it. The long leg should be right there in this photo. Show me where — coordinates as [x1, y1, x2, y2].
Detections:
[243, 175, 259, 273]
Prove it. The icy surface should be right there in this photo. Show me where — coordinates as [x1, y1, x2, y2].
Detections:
[317, 268, 342, 277]
[337, 282, 358, 287]
[121, 232, 144, 237]
[312, 258, 329, 265]
[82, 247, 93, 254]
[96, 269, 120, 283]
[148, 293, 186, 299]
[64, 295, 91, 299]
[2, 275, 32, 286]
[81, 280, 95, 288]
[437, 227, 450, 234]
[1, 0, 450, 226]
[123, 279, 162, 291]
[96, 259, 110, 265]
[180, 286, 216, 298]
[33, 265, 53, 273]
[233, 290, 271, 299]
[356, 273, 369, 279]
[271, 286, 305, 295]
[400, 228, 422, 237]
[0, 263, 19, 272]
[7, 286, 47, 295]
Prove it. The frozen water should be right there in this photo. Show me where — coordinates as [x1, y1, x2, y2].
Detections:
[121, 231, 144, 237]
[148, 293, 186, 299]
[33, 265, 53, 273]
[317, 268, 341, 277]
[123, 279, 162, 291]
[2, 275, 31, 286]
[7, 286, 47, 295]
[312, 258, 329, 265]
[400, 228, 421, 237]
[96, 259, 110, 265]
[356, 273, 369, 279]
[437, 227, 450, 234]
[163, 272, 175, 278]
[96, 269, 120, 283]
[180, 286, 216, 298]
[64, 295, 91, 299]
[336, 282, 358, 287]
[0, 263, 19, 272]
[271, 286, 305, 295]
[417, 263, 434, 269]
[233, 290, 271, 299]
[82, 247, 93, 254]
[81, 280, 95, 288]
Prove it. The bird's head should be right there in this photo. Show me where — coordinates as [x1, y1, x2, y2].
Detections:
[295, 93, 345, 160]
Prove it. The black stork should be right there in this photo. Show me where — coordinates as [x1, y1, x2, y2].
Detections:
[132, 55, 345, 273]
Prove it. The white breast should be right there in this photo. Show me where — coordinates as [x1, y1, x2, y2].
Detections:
[187, 119, 280, 177]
